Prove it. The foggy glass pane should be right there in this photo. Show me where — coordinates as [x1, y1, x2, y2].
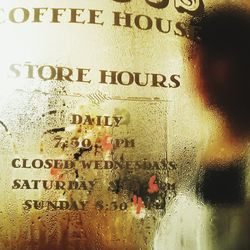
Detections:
[0, 1, 249, 250]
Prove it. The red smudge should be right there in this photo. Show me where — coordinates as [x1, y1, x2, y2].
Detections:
[148, 175, 159, 194]
[101, 134, 113, 151]
[50, 168, 63, 180]
[133, 195, 144, 214]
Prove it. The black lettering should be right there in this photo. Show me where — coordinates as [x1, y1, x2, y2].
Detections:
[38, 65, 57, 81]
[22, 200, 32, 210]
[32, 159, 44, 169]
[174, 22, 186, 37]
[12, 158, 21, 168]
[134, 15, 153, 30]
[12, 179, 21, 189]
[113, 12, 132, 27]
[100, 70, 118, 84]
[71, 114, 82, 124]
[33, 8, 48, 22]
[117, 71, 134, 85]
[51, 8, 66, 23]
[77, 68, 91, 83]
[9, 64, 21, 78]
[9, 8, 29, 23]
[156, 18, 171, 33]
[57, 67, 74, 81]
[146, 0, 169, 9]
[88, 9, 104, 25]
[169, 74, 180, 88]
[151, 73, 168, 87]
[70, 9, 85, 23]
